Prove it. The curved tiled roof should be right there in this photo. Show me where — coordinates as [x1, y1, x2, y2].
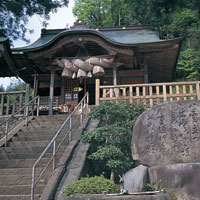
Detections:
[13, 26, 162, 52]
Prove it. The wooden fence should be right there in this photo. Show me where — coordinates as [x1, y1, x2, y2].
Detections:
[0, 84, 30, 116]
[95, 79, 200, 107]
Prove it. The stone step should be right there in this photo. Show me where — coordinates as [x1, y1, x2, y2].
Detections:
[0, 174, 50, 185]
[0, 158, 49, 168]
[12, 131, 68, 141]
[0, 167, 48, 175]
[8, 140, 51, 148]
[0, 146, 66, 154]
[0, 185, 44, 195]
[0, 152, 63, 160]
[17, 127, 68, 135]
[0, 194, 40, 200]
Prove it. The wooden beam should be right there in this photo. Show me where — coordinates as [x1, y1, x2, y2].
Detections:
[60, 77, 65, 104]
[49, 61, 55, 115]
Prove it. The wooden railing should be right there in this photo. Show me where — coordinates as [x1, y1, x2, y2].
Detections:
[95, 79, 200, 107]
[0, 84, 30, 116]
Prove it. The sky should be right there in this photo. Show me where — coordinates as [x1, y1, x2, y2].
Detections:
[0, 0, 76, 89]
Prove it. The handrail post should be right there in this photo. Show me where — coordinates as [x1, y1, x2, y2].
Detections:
[80, 101, 83, 123]
[87, 93, 89, 114]
[37, 97, 40, 116]
[95, 79, 100, 105]
[5, 120, 8, 147]
[53, 140, 56, 170]
[25, 105, 29, 126]
[69, 117, 72, 142]
[31, 167, 35, 200]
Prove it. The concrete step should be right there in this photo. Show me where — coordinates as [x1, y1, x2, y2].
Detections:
[0, 146, 66, 154]
[8, 140, 52, 147]
[0, 158, 49, 168]
[12, 131, 68, 141]
[0, 185, 44, 195]
[0, 174, 50, 185]
[0, 152, 63, 160]
[0, 194, 40, 200]
[0, 167, 49, 175]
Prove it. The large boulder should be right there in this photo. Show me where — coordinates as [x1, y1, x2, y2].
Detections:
[131, 100, 200, 166]
[123, 165, 148, 193]
[149, 163, 200, 200]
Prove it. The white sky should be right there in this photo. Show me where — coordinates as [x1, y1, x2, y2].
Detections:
[0, 0, 76, 89]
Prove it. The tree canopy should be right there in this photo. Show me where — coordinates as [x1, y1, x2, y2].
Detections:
[0, 0, 69, 42]
[73, 0, 200, 81]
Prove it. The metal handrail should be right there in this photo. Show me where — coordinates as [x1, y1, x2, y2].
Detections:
[31, 92, 89, 200]
[0, 96, 40, 146]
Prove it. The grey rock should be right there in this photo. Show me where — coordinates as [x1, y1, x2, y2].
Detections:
[64, 194, 172, 200]
[131, 100, 200, 166]
[123, 165, 148, 193]
[149, 163, 200, 200]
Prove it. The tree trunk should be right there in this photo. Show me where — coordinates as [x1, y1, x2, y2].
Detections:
[110, 170, 114, 181]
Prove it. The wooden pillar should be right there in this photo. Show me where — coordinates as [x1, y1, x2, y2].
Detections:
[60, 77, 65, 105]
[25, 84, 30, 105]
[33, 74, 38, 98]
[49, 62, 55, 115]
[84, 79, 87, 95]
[144, 57, 149, 83]
[113, 65, 117, 86]
[144, 57, 149, 96]
[95, 79, 100, 105]
[0, 95, 4, 115]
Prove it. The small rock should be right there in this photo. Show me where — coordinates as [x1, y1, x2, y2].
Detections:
[123, 165, 148, 193]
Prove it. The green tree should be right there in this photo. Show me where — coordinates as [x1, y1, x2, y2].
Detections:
[0, 0, 69, 42]
[81, 101, 145, 181]
[6, 79, 26, 91]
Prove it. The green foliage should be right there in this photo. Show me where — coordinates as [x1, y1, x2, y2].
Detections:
[176, 48, 200, 81]
[62, 175, 117, 197]
[6, 79, 26, 91]
[73, 0, 200, 81]
[146, 183, 165, 193]
[1, 0, 69, 42]
[0, 85, 4, 92]
[81, 101, 145, 179]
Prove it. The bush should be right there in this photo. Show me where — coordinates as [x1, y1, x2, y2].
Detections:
[81, 101, 145, 181]
[62, 175, 117, 197]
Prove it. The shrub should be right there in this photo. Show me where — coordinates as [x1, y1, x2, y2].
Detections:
[62, 175, 117, 197]
[81, 101, 145, 181]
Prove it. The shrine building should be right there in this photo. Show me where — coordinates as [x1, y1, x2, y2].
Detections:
[0, 21, 182, 113]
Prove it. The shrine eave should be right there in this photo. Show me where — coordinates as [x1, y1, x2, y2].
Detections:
[0, 37, 18, 77]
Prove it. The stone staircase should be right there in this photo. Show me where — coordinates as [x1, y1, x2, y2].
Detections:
[0, 114, 81, 200]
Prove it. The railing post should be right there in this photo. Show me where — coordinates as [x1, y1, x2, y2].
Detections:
[95, 79, 100, 105]
[69, 117, 72, 142]
[5, 120, 8, 147]
[37, 97, 40, 116]
[25, 105, 29, 126]
[163, 85, 167, 103]
[196, 83, 200, 100]
[87, 93, 89, 114]
[53, 140, 56, 170]
[31, 167, 35, 200]
[80, 102, 83, 123]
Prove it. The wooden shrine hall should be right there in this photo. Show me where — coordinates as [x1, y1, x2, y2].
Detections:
[0, 21, 182, 114]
